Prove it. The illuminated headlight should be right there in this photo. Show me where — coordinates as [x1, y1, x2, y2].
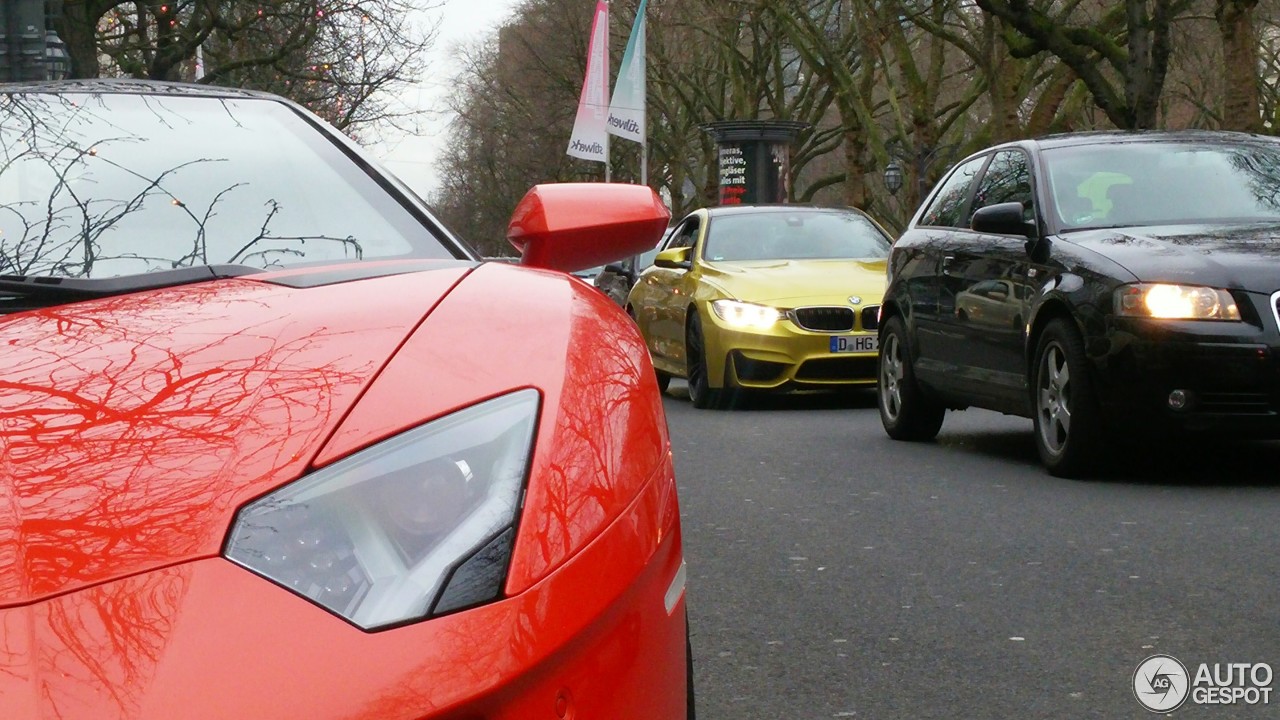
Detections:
[711, 299, 781, 329]
[1115, 283, 1241, 320]
[225, 390, 539, 630]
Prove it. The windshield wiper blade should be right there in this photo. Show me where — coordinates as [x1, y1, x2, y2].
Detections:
[0, 264, 265, 303]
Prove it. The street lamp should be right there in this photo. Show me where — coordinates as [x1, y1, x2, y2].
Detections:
[883, 139, 958, 202]
[44, 27, 69, 79]
[883, 160, 904, 196]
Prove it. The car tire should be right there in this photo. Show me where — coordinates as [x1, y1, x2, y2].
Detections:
[1032, 318, 1104, 478]
[685, 619, 696, 720]
[656, 369, 672, 393]
[686, 311, 721, 409]
[878, 315, 945, 440]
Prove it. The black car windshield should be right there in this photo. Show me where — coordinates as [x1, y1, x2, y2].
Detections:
[0, 90, 454, 279]
[703, 210, 891, 262]
[1045, 140, 1280, 231]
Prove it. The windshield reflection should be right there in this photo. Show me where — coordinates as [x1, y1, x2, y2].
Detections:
[0, 90, 448, 279]
[1045, 141, 1280, 231]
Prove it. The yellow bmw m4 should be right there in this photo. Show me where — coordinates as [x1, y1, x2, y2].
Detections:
[625, 205, 892, 408]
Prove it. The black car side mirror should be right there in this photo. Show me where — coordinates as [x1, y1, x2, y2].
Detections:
[971, 202, 1036, 238]
[604, 261, 635, 282]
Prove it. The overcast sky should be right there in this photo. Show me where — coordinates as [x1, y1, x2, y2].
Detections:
[371, 0, 521, 199]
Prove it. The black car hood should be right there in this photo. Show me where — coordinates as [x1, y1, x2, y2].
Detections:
[1065, 223, 1280, 292]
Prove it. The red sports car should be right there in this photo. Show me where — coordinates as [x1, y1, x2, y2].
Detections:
[0, 81, 690, 718]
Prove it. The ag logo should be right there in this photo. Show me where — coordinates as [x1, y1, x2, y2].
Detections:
[1134, 654, 1190, 713]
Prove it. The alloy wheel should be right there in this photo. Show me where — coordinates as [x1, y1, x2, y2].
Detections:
[1037, 342, 1071, 456]
[880, 331, 904, 422]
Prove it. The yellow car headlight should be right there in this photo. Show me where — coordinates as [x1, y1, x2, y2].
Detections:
[711, 299, 782, 329]
[1115, 283, 1241, 320]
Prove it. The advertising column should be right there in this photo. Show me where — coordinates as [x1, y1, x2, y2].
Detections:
[702, 120, 809, 205]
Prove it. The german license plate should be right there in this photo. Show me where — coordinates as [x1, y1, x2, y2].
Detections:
[830, 335, 878, 353]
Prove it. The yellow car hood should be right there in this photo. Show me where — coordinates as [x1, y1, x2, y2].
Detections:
[701, 258, 887, 306]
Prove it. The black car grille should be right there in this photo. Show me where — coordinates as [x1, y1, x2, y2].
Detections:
[795, 356, 878, 381]
[861, 305, 880, 332]
[1195, 392, 1274, 415]
[791, 306, 855, 332]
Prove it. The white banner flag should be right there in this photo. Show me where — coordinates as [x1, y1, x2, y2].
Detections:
[607, 0, 647, 144]
[566, 1, 610, 162]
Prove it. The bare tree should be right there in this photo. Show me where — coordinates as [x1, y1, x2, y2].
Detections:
[435, 0, 1280, 242]
[431, 0, 602, 254]
[56, 1, 438, 135]
[974, 0, 1198, 129]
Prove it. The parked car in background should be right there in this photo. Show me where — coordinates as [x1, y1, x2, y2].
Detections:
[879, 130, 1280, 477]
[570, 264, 606, 290]
[954, 278, 1035, 329]
[626, 205, 893, 408]
[0, 80, 691, 719]
[594, 229, 668, 306]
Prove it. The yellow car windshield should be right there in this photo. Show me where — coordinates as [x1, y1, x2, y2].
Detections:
[703, 211, 891, 262]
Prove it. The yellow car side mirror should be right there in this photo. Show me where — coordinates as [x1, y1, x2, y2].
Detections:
[654, 247, 692, 270]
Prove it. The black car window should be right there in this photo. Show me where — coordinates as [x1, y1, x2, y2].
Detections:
[0, 92, 455, 279]
[969, 150, 1035, 226]
[918, 155, 988, 228]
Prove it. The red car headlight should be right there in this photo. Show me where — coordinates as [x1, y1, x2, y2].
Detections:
[224, 390, 539, 630]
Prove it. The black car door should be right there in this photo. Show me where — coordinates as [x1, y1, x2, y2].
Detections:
[934, 149, 1039, 411]
[901, 154, 989, 393]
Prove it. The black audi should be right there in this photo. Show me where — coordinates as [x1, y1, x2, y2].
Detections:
[878, 131, 1280, 477]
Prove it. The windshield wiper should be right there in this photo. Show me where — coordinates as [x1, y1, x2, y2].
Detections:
[0, 264, 264, 310]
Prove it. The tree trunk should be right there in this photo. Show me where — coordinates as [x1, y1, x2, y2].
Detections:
[58, 0, 110, 79]
[986, 17, 1022, 144]
[1026, 66, 1078, 136]
[841, 126, 866, 210]
[1217, 0, 1262, 133]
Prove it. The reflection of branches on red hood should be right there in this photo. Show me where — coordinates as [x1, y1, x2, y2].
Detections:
[39, 568, 189, 717]
[526, 285, 666, 572]
[0, 277, 426, 604]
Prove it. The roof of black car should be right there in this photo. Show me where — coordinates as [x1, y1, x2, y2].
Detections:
[1, 78, 273, 100]
[1028, 129, 1277, 150]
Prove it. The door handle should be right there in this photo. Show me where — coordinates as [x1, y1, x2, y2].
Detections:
[941, 255, 957, 275]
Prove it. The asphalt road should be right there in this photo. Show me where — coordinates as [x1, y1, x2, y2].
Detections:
[667, 383, 1280, 719]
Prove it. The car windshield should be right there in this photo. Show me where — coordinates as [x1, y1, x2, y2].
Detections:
[1045, 140, 1280, 231]
[0, 90, 455, 279]
[702, 210, 891, 262]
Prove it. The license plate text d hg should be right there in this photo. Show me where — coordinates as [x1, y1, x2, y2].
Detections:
[830, 335, 878, 353]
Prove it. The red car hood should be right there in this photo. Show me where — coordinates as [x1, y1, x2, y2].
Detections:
[0, 264, 471, 608]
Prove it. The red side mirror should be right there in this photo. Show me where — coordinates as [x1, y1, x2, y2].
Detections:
[508, 183, 670, 273]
